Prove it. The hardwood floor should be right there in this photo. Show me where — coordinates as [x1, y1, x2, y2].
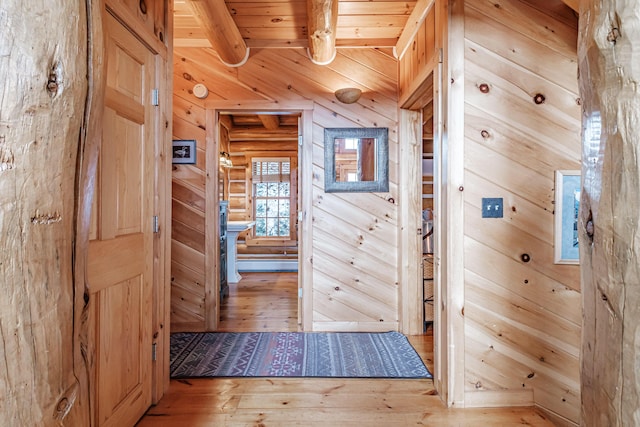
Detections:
[137, 272, 554, 426]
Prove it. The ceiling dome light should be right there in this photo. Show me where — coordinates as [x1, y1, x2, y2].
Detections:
[334, 87, 362, 104]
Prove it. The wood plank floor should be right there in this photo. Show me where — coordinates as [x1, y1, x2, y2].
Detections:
[137, 272, 554, 426]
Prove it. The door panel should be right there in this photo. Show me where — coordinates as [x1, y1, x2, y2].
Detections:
[87, 11, 156, 427]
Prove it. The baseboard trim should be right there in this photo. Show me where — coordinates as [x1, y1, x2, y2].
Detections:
[237, 258, 298, 272]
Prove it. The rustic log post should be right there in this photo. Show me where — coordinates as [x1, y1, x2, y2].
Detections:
[184, 0, 250, 67]
[579, 1, 640, 425]
[0, 0, 102, 425]
[306, 0, 338, 65]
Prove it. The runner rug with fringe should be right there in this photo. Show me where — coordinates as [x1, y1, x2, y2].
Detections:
[170, 331, 432, 379]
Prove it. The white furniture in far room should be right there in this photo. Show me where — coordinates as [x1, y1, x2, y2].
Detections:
[226, 220, 255, 283]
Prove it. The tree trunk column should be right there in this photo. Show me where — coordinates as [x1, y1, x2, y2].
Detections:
[579, 2, 640, 425]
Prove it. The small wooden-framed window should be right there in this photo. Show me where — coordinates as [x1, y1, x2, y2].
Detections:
[247, 156, 297, 244]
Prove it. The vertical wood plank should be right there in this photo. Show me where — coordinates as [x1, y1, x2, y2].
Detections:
[446, 0, 466, 408]
[399, 109, 423, 335]
[204, 108, 219, 331]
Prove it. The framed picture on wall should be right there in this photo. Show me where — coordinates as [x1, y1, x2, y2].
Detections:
[554, 170, 581, 264]
[172, 139, 197, 164]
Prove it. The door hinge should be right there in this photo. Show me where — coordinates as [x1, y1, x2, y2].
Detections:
[152, 215, 159, 233]
[151, 88, 159, 106]
[152, 342, 157, 361]
[298, 288, 303, 298]
[438, 48, 444, 64]
[298, 135, 303, 146]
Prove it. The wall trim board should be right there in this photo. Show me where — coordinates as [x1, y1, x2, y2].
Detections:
[464, 390, 534, 408]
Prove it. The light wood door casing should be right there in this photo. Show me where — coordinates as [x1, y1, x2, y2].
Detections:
[87, 12, 156, 427]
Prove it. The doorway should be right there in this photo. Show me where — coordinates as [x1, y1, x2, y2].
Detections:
[207, 103, 314, 331]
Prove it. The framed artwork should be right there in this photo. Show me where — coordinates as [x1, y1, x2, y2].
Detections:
[172, 139, 197, 164]
[554, 170, 581, 264]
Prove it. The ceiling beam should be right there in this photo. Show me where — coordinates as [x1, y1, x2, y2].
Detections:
[183, 0, 249, 67]
[258, 115, 281, 130]
[306, 0, 339, 65]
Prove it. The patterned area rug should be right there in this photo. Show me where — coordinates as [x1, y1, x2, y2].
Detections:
[170, 331, 432, 379]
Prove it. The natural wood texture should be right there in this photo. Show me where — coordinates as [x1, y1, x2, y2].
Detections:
[0, 1, 90, 425]
[87, 12, 157, 425]
[306, 0, 339, 64]
[395, 0, 436, 60]
[398, 3, 437, 108]
[398, 109, 424, 335]
[139, 272, 553, 426]
[219, 272, 299, 331]
[1, 0, 172, 425]
[174, 0, 418, 50]
[183, 0, 249, 66]
[461, 0, 580, 422]
[171, 46, 401, 333]
[578, 2, 640, 425]
[560, 0, 578, 12]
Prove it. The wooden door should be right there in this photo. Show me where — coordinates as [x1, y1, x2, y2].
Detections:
[87, 11, 156, 426]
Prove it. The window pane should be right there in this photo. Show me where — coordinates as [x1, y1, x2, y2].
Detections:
[255, 199, 267, 217]
[255, 218, 267, 236]
[255, 183, 267, 197]
[279, 200, 290, 216]
[266, 218, 278, 236]
[279, 218, 290, 237]
[279, 182, 290, 196]
[267, 182, 278, 197]
[266, 199, 279, 217]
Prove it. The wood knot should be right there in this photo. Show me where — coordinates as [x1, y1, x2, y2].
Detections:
[520, 253, 531, 263]
[139, 0, 147, 14]
[480, 129, 490, 139]
[47, 63, 62, 96]
[387, 197, 395, 204]
[533, 93, 546, 104]
[478, 83, 490, 93]
[607, 27, 620, 44]
[334, 286, 340, 291]
[183, 73, 192, 81]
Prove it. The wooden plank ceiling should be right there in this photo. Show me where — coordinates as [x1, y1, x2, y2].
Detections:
[174, 0, 419, 52]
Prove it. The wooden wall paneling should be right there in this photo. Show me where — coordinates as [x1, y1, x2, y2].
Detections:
[312, 249, 398, 305]
[464, 105, 580, 176]
[182, 49, 266, 100]
[465, 238, 581, 325]
[312, 207, 398, 271]
[464, 171, 553, 244]
[464, 0, 581, 423]
[462, 0, 580, 421]
[314, 270, 397, 321]
[464, 62, 580, 161]
[469, 0, 578, 59]
[171, 48, 400, 333]
[464, 6, 577, 91]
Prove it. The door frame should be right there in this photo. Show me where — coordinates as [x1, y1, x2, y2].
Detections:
[205, 101, 314, 331]
[397, 0, 465, 407]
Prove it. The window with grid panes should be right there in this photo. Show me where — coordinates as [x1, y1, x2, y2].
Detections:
[251, 158, 291, 238]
